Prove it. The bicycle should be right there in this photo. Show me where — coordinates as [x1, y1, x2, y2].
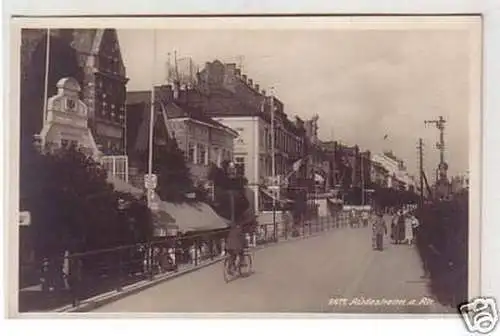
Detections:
[223, 248, 253, 283]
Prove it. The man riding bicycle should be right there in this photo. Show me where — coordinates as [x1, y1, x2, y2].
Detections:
[225, 222, 248, 275]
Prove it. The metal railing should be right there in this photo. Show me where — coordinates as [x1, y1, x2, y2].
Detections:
[19, 213, 350, 312]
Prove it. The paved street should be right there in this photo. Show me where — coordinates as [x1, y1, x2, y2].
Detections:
[93, 226, 451, 314]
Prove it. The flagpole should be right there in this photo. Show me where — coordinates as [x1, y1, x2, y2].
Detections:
[147, 30, 157, 207]
[43, 28, 51, 122]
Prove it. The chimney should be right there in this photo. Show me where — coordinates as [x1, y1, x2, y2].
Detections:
[255, 84, 260, 92]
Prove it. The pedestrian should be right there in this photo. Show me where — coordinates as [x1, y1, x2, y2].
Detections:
[372, 210, 387, 251]
[410, 212, 420, 245]
[382, 209, 393, 241]
[391, 211, 399, 244]
[396, 210, 406, 244]
[350, 209, 356, 228]
[404, 213, 414, 246]
[361, 210, 369, 228]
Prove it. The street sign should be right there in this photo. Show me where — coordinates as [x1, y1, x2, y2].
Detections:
[144, 174, 157, 190]
[19, 211, 31, 226]
[147, 189, 159, 211]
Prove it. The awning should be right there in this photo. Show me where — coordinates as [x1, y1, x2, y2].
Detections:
[157, 201, 230, 233]
[107, 175, 144, 198]
[152, 210, 178, 237]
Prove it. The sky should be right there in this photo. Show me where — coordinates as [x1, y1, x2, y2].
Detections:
[117, 27, 476, 179]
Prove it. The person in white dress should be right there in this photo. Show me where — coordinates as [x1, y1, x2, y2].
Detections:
[404, 213, 414, 245]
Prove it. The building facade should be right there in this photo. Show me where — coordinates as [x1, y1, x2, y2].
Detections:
[196, 60, 308, 212]
[370, 160, 390, 188]
[72, 29, 129, 155]
[372, 151, 415, 191]
[126, 85, 237, 188]
[36, 77, 100, 158]
[20, 28, 129, 157]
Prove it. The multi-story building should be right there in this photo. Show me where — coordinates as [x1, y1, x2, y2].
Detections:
[304, 116, 332, 194]
[372, 151, 415, 191]
[194, 60, 307, 212]
[126, 84, 238, 188]
[20, 29, 128, 155]
[72, 29, 129, 155]
[370, 159, 390, 188]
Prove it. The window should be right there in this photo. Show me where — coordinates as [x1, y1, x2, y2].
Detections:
[197, 144, 207, 165]
[187, 142, 195, 164]
[61, 139, 69, 148]
[101, 155, 128, 182]
[235, 157, 245, 177]
[212, 147, 221, 166]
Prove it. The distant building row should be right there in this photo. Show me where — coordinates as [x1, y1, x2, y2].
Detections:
[20, 29, 417, 211]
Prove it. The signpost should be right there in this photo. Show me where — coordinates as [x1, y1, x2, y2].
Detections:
[144, 173, 157, 190]
[145, 174, 159, 211]
[19, 211, 31, 226]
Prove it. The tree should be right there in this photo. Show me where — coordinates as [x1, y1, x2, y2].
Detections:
[138, 137, 193, 203]
[207, 161, 250, 222]
[20, 143, 153, 259]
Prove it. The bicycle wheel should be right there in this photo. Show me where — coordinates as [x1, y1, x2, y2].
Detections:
[239, 254, 253, 276]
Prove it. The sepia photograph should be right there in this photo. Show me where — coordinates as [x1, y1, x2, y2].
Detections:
[9, 16, 482, 317]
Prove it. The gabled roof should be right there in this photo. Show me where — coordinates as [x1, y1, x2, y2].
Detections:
[71, 29, 97, 55]
[127, 99, 173, 154]
[127, 90, 238, 139]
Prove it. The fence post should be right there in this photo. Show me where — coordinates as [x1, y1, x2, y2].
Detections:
[210, 239, 215, 260]
[116, 249, 123, 292]
[70, 257, 82, 308]
[194, 241, 199, 267]
[148, 242, 154, 281]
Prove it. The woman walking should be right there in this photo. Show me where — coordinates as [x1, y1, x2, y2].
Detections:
[372, 210, 387, 251]
[404, 213, 414, 245]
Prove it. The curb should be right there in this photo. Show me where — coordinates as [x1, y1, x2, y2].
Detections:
[55, 256, 226, 313]
[52, 225, 343, 313]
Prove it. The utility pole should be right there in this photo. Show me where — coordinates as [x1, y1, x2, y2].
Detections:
[418, 138, 425, 208]
[43, 29, 51, 123]
[424, 116, 448, 182]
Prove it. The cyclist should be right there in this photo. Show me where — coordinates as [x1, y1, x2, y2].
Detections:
[225, 222, 247, 275]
